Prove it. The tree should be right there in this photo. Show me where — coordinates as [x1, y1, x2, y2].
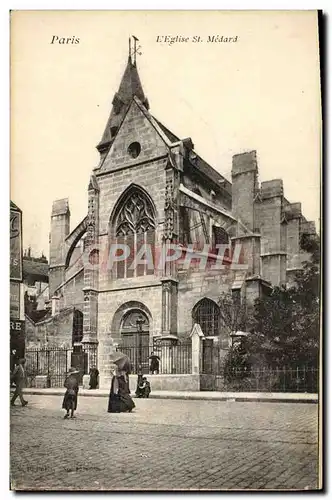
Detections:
[247, 233, 320, 368]
[218, 291, 249, 336]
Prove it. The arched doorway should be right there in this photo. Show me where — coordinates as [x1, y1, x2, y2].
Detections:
[119, 309, 150, 373]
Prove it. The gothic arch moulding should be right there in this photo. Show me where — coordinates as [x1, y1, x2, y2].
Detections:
[108, 184, 158, 279]
[108, 183, 157, 237]
[110, 301, 153, 337]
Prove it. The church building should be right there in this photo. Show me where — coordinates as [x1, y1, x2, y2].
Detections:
[29, 44, 316, 387]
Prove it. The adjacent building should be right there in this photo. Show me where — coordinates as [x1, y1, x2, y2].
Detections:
[10, 202, 25, 362]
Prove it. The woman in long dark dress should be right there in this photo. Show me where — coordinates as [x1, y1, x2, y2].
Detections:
[62, 368, 79, 419]
[108, 369, 135, 413]
[89, 366, 99, 389]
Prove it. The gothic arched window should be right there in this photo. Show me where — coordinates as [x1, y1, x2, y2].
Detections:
[193, 298, 220, 336]
[112, 187, 156, 279]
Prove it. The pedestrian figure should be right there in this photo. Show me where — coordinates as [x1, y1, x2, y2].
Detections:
[62, 367, 79, 419]
[135, 376, 151, 398]
[149, 352, 160, 374]
[89, 365, 99, 389]
[108, 366, 135, 413]
[135, 364, 143, 396]
[10, 350, 18, 387]
[11, 358, 28, 407]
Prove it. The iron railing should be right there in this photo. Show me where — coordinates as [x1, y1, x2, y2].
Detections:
[24, 345, 98, 388]
[201, 365, 318, 393]
[201, 341, 318, 393]
[116, 341, 192, 375]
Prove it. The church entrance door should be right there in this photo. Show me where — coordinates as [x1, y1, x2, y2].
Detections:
[120, 310, 150, 374]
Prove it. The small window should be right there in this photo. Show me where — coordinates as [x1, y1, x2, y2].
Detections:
[110, 126, 118, 138]
[128, 142, 141, 159]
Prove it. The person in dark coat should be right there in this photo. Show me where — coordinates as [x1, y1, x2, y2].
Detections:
[108, 368, 135, 413]
[11, 358, 28, 407]
[135, 377, 151, 398]
[89, 366, 99, 389]
[149, 352, 160, 374]
[10, 350, 18, 388]
[62, 367, 79, 419]
[135, 364, 143, 396]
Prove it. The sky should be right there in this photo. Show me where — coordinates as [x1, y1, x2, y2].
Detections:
[10, 10, 321, 256]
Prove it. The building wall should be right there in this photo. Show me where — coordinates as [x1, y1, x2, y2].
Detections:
[25, 308, 74, 349]
[177, 269, 234, 337]
[101, 99, 168, 174]
[97, 157, 167, 291]
[60, 270, 84, 312]
[97, 285, 162, 379]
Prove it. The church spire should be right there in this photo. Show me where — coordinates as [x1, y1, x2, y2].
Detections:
[97, 37, 149, 156]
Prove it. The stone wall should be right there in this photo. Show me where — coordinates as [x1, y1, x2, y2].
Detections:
[60, 270, 84, 312]
[25, 308, 74, 349]
[100, 99, 168, 174]
[177, 269, 234, 337]
[97, 285, 163, 382]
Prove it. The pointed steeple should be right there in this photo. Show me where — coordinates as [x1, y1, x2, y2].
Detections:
[97, 47, 149, 156]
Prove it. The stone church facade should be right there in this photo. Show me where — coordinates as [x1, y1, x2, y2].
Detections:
[30, 53, 316, 386]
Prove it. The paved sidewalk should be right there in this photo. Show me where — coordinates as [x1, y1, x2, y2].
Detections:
[22, 387, 318, 403]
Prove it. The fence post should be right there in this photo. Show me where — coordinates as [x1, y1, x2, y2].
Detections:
[190, 324, 204, 375]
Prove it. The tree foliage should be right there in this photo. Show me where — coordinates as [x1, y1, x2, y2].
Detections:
[220, 233, 320, 369]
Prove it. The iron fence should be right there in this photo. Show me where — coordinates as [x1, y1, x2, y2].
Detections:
[116, 340, 192, 375]
[24, 345, 98, 388]
[201, 365, 318, 393]
[201, 341, 318, 393]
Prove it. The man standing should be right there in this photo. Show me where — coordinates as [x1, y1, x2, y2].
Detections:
[11, 358, 28, 407]
[88, 365, 99, 390]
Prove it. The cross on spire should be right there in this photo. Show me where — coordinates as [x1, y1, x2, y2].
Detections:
[129, 35, 142, 66]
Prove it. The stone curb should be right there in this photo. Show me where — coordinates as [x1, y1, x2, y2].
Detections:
[20, 388, 318, 404]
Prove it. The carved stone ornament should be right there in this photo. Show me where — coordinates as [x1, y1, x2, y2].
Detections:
[164, 179, 175, 239]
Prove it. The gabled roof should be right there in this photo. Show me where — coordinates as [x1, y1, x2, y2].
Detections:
[152, 116, 231, 196]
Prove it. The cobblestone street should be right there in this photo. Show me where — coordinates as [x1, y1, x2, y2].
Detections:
[10, 395, 319, 491]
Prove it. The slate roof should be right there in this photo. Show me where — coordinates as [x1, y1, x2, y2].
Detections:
[153, 117, 180, 143]
[97, 57, 149, 150]
[152, 117, 231, 196]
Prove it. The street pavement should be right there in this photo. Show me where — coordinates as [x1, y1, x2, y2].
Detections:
[10, 395, 320, 491]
